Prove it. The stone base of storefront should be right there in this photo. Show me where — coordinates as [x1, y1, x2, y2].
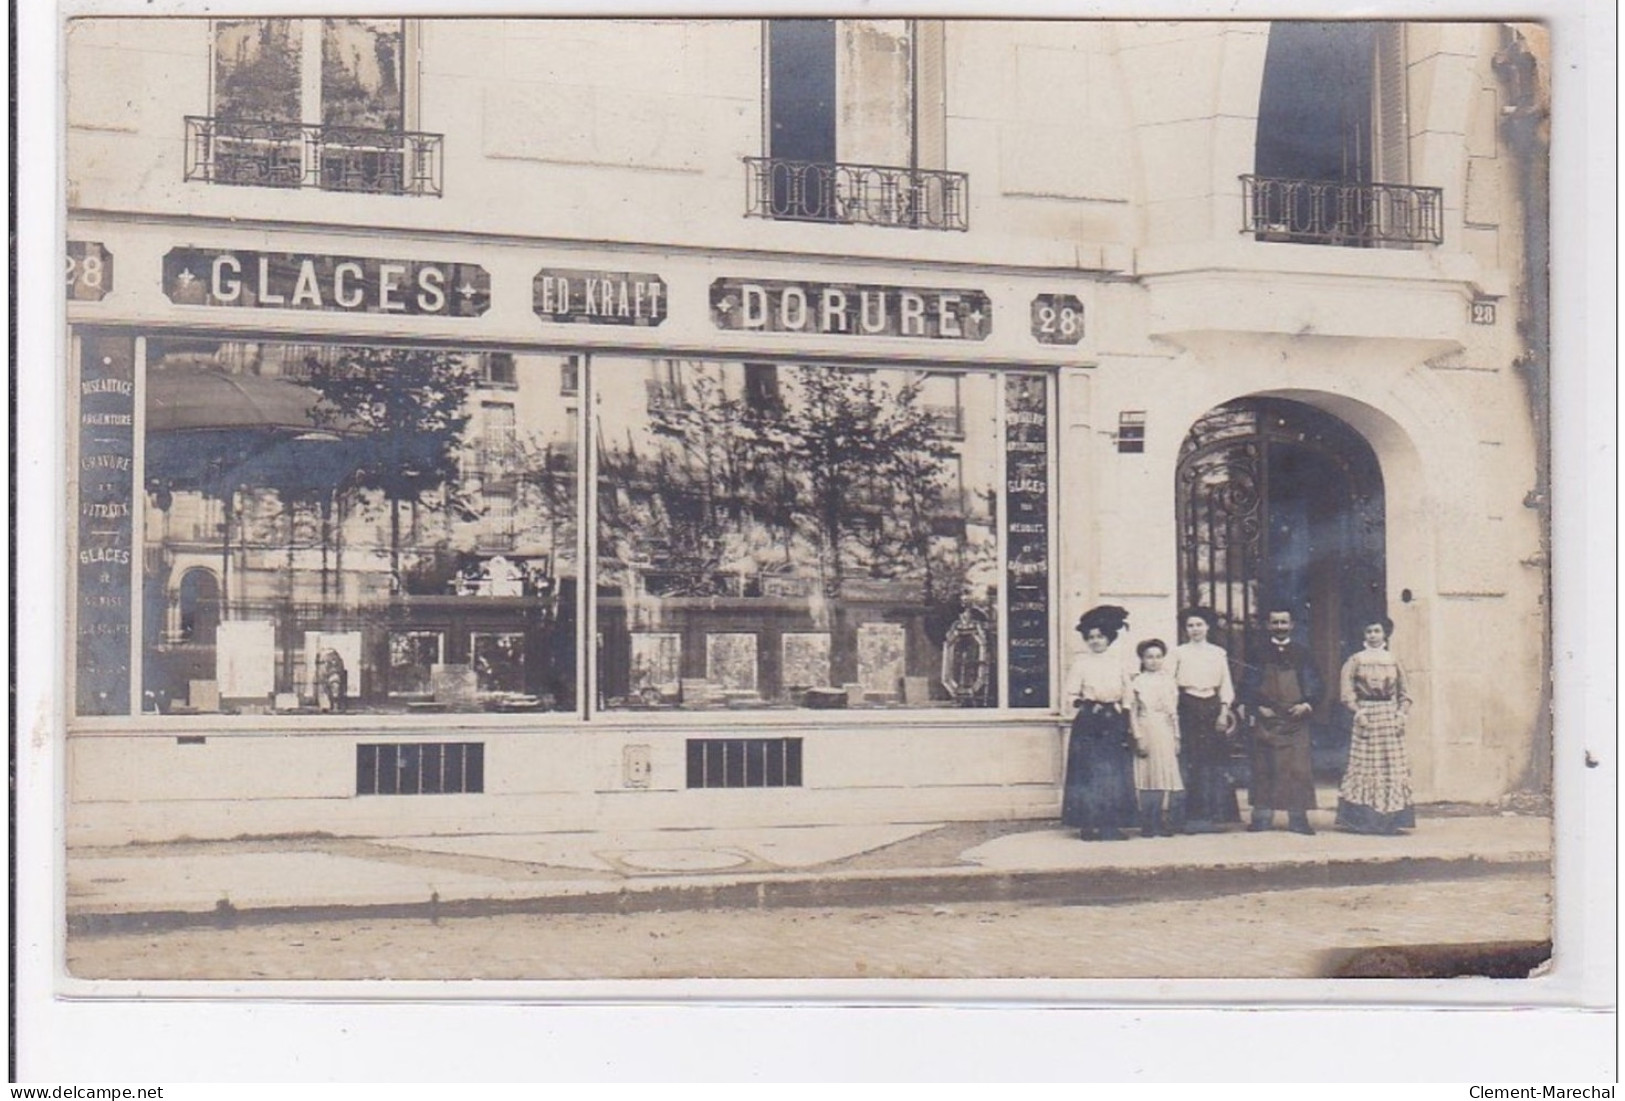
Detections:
[66, 722, 1072, 846]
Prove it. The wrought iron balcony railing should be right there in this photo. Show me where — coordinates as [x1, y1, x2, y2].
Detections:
[1241, 175, 1443, 247]
[184, 116, 444, 197]
[745, 157, 969, 231]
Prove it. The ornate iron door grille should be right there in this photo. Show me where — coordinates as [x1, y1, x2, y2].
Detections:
[1176, 399, 1385, 674]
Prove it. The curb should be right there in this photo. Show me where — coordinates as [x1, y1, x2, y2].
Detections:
[66, 851, 1550, 938]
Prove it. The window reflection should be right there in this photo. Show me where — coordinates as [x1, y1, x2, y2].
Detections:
[141, 339, 578, 715]
[595, 357, 1010, 710]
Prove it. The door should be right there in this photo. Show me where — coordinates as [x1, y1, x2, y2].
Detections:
[1176, 398, 1385, 771]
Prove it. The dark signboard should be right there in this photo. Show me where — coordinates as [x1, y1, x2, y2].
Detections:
[163, 248, 490, 316]
[1031, 294, 1084, 345]
[711, 278, 990, 340]
[1005, 373, 1051, 709]
[534, 268, 667, 326]
[67, 241, 113, 302]
[76, 334, 136, 716]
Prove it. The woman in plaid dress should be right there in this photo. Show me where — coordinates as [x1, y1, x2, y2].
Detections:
[1335, 617, 1415, 834]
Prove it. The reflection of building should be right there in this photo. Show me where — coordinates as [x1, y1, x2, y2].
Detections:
[67, 18, 1549, 842]
[139, 343, 579, 713]
[592, 358, 1003, 708]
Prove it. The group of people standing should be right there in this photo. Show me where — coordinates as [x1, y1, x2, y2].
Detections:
[1059, 603, 1415, 841]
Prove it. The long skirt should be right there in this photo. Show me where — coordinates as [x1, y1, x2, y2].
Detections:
[1133, 708, 1185, 793]
[1336, 699, 1415, 833]
[1061, 707, 1138, 831]
[1177, 692, 1241, 824]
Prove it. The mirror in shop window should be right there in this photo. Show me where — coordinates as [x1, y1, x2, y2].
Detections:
[594, 357, 1046, 711]
[139, 339, 578, 716]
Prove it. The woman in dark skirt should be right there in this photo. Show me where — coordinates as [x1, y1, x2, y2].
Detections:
[1171, 606, 1241, 831]
[1060, 605, 1139, 841]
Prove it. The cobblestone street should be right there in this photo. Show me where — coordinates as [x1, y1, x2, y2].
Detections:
[68, 869, 1550, 982]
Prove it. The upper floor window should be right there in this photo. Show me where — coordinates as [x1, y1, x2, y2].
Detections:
[186, 18, 443, 197]
[747, 19, 967, 231]
[1244, 22, 1441, 247]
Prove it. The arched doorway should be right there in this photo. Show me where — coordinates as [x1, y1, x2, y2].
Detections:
[1176, 397, 1386, 770]
[178, 567, 221, 645]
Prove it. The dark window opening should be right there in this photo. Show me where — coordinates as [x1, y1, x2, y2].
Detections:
[1257, 23, 1379, 187]
[1116, 411, 1147, 454]
[768, 20, 838, 219]
[482, 352, 518, 388]
[1248, 22, 1437, 247]
[754, 19, 965, 230]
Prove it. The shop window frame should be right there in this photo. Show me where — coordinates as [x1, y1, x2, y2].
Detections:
[66, 330, 1061, 732]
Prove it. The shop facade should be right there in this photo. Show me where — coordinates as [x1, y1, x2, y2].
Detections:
[64, 18, 1549, 845]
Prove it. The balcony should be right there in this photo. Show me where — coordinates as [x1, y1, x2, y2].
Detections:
[1241, 175, 1443, 247]
[184, 116, 444, 197]
[745, 157, 969, 232]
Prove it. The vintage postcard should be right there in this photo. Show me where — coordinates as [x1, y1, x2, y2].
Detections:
[19, 0, 1618, 1084]
[19, 0, 1615, 1080]
[56, 6, 1560, 981]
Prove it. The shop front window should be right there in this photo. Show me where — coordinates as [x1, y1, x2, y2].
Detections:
[594, 357, 1034, 711]
[85, 340, 1052, 721]
[139, 339, 578, 716]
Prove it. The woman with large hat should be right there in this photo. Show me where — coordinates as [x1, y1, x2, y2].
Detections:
[1059, 605, 1138, 841]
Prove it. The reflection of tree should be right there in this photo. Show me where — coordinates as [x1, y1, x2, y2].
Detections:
[600, 364, 965, 602]
[509, 430, 578, 569]
[773, 368, 951, 596]
[597, 367, 757, 597]
[307, 347, 479, 581]
[646, 370, 753, 594]
[216, 20, 301, 121]
[320, 19, 403, 129]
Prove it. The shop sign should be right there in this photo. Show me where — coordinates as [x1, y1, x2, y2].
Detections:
[711, 278, 990, 341]
[1004, 374, 1051, 709]
[76, 335, 135, 716]
[533, 268, 667, 326]
[163, 248, 491, 316]
[1030, 294, 1084, 345]
[67, 241, 113, 302]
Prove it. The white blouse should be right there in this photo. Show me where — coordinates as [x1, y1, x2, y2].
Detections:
[1062, 648, 1131, 706]
[1172, 640, 1235, 704]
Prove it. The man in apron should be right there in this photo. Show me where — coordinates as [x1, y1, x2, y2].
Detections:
[1241, 608, 1322, 834]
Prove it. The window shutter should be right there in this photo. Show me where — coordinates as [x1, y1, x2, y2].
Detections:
[913, 20, 947, 171]
[1373, 23, 1409, 184]
[836, 19, 913, 167]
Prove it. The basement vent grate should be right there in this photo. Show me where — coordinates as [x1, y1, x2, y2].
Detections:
[357, 742, 484, 795]
[686, 737, 803, 789]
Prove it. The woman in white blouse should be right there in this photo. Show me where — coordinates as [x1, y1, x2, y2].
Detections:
[1171, 607, 1240, 832]
[1059, 605, 1139, 841]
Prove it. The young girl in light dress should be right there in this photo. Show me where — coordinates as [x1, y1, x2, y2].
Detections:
[1129, 639, 1185, 837]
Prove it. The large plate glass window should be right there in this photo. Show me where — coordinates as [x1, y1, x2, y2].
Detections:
[139, 338, 578, 716]
[594, 357, 1041, 711]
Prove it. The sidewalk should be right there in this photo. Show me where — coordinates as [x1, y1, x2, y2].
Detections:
[66, 805, 1552, 936]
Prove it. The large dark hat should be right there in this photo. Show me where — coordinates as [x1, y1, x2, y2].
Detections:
[1076, 604, 1130, 641]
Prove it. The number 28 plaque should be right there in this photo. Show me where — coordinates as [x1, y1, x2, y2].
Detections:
[1030, 293, 1084, 345]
